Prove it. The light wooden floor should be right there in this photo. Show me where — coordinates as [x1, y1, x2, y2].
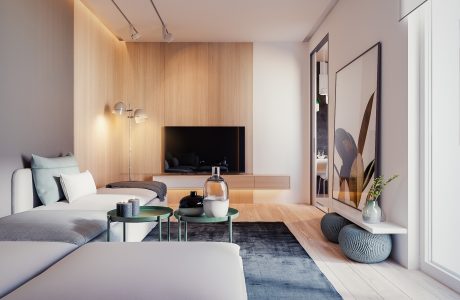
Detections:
[205, 203, 459, 300]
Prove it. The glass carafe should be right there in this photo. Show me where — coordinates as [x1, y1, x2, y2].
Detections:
[203, 167, 229, 217]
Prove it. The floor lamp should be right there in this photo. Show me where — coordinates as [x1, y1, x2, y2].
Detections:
[112, 101, 148, 181]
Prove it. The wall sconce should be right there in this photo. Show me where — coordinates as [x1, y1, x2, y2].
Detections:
[112, 101, 148, 181]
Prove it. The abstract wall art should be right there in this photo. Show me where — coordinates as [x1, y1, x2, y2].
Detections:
[333, 43, 381, 210]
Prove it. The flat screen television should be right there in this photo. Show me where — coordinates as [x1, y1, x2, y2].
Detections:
[164, 126, 245, 174]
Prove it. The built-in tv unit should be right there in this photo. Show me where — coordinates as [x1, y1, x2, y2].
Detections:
[164, 126, 245, 174]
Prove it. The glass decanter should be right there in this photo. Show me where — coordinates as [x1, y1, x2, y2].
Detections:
[203, 166, 229, 217]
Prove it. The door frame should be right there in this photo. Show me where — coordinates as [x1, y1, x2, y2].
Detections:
[310, 34, 329, 210]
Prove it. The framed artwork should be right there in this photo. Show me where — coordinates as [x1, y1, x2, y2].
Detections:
[332, 42, 381, 210]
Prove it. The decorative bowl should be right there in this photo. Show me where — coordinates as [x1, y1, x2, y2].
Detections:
[179, 191, 204, 216]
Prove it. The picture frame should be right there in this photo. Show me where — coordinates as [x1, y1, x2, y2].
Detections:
[332, 42, 381, 211]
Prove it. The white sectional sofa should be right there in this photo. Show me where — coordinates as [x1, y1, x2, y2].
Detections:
[0, 168, 248, 299]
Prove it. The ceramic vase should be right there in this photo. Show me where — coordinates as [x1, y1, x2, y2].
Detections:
[362, 199, 382, 223]
[179, 191, 204, 216]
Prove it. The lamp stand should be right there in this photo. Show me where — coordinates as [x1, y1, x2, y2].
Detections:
[128, 113, 132, 181]
[126, 104, 134, 181]
[112, 101, 147, 182]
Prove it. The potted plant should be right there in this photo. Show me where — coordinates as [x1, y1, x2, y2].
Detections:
[362, 175, 398, 223]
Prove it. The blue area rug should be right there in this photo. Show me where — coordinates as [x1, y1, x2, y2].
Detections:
[145, 222, 342, 300]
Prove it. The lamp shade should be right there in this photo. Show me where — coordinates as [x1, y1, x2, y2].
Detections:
[112, 101, 127, 115]
[162, 26, 174, 43]
[134, 109, 148, 123]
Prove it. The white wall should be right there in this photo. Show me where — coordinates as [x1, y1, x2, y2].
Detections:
[253, 43, 310, 203]
[0, 0, 74, 217]
[308, 0, 412, 267]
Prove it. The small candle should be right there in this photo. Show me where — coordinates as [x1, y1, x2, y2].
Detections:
[116, 202, 124, 216]
[116, 202, 133, 217]
[129, 198, 140, 216]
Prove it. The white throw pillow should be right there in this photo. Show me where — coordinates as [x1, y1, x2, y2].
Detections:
[60, 170, 97, 202]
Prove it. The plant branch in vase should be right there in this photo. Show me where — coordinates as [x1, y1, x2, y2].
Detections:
[362, 175, 398, 223]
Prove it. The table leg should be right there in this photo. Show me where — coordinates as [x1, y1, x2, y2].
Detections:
[123, 222, 126, 242]
[185, 221, 188, 242]
[107, 216, 110, 242]
[158, 216, 162, 241]
[178, 216, 181, 241]
[228, 216, 232, 243]
[167, 216, 170, 241]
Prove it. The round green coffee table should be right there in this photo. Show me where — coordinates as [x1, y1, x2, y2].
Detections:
[174, 208, 239, 243]
[107, 206, 173, 242]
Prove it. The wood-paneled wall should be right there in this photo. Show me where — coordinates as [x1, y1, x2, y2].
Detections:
[74, 3, 253, 185]
[124, 43, 165, 176]
[123, 42, 253, 178]
[74, 0, 127, 186]
[164, 43, 209, 126]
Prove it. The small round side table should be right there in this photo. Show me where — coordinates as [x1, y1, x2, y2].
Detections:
[107, 206, 173, 242]
[173, 208, 239, 243]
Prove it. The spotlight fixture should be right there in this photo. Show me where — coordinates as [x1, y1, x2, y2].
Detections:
[150, 0, 174, 42]
[130, 24, 141, 40]
[111, 0, 141, 41]
[162, 26, 174, 43]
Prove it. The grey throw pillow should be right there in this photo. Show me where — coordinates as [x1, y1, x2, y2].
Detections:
[31, 154, 80, 205]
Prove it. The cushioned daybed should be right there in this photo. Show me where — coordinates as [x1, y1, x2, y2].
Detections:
[0, 241, 77, 298]
[3, 242, 247, 300]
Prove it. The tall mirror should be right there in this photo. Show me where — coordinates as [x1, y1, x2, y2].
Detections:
[310, 35, 329, 212]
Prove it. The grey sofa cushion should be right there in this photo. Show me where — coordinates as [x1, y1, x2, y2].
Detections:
[4, 242, 246, 300]
[0, 241, 77, 298]
[31, 154, 80, 205]
[0, 210, 106, 246]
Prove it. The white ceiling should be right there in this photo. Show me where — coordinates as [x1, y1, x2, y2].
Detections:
[81, 0, 336, 42]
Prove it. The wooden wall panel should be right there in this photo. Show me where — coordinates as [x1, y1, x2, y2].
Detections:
[74, 0, 126, 187]
[74, 13, 254, 183]
[124, 43, 164, 176]
[164, 43, 209, 126]
[167, 189, 254, 206]
[208, 43, 253, 172]
[207, 43, 253, 125]
[254, 176, 290, 189]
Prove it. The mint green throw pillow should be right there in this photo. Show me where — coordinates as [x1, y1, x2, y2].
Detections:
[31, 154, 80, 205]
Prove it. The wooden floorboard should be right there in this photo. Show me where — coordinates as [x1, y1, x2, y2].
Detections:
[220, 203, 460, 300]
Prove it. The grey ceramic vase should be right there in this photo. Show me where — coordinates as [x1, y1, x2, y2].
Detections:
[362, 200, 382, 223]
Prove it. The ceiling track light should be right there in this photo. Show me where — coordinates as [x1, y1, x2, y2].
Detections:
[149, 0, 174, 43]
[111, 0, 141, 40]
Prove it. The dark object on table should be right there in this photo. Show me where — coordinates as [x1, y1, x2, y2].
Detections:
[106, 181, 167, 201]
[320, 213, 351, 243]
[128, 199, 140, 216]
[116, 202, 133, 218]
[179, 191, 204, 216]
